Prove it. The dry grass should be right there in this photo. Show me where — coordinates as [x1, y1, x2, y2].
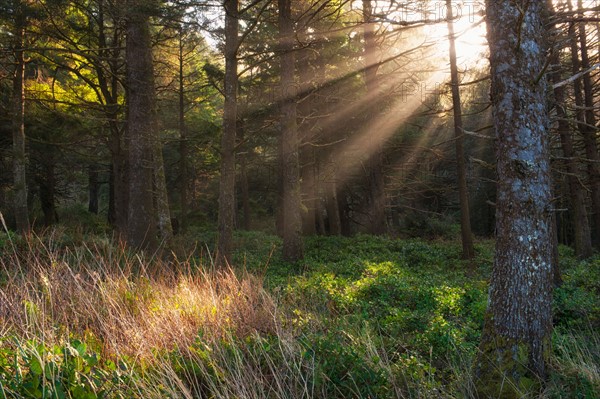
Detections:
[0, 231, 322, 398]
[0, 234, 277, 360]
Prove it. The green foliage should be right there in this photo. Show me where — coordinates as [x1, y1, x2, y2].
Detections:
[402, 213, 461, 240]
[306, 330, 390, 399]
[0, 232, 598, 398]
[554, 256, 600, 329]
[58, 205, 111, 236]
[0, 339, 134, 399]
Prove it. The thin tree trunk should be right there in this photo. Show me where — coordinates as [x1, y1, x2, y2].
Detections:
[298, 42, 317, 236]
[338, 185, 352, 236]
[279, 0, 304, 261]
[477, 1, 554, 396]
[88, 164, 100, 214]
[446, 0, 474, 259]
[178, 28, 188, 234]
[575, 0, 600, 248]
[238, 125, 251, 231]
[324, 164, 341, 236]
[151, 133, 173, 243]
[217, 0, 238, 265]
[11, 6, 29, 234]
[547, 0, 592, 258]
[315, 162, 326, 235]
[363, 0, 386, 235]
[96, 1, 127, 233]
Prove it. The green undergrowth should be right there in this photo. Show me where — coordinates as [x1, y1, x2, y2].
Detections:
[0, 230, 598, 398]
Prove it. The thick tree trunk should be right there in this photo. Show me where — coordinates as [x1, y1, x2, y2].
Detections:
[11, 8, 29, 234]
[125, 1, 159, 250]
[217, 0, 239, 265]
[477, 1, 554, 396]
[446, 0, 474, 259]
[362, 0, 386, 235]
[279, 0, 304, 261]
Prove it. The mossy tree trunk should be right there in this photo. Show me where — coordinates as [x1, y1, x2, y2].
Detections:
[477, 1, 554, 396]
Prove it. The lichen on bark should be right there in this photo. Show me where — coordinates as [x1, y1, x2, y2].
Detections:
[477, 0, 554, 395]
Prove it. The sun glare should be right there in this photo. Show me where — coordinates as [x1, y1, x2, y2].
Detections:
[425, 5, 488, 69]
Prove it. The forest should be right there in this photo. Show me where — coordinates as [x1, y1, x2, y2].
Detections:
[0, 0, 599, 398]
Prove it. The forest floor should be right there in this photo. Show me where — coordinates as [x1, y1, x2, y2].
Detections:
[0, 225, 598, 398]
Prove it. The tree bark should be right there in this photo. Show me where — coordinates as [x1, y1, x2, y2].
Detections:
[279, 0, 304, 262]
[297, 41, 317, 236]
[217, 0, 239, 266]
[446, 0, 474, 259]
[11, 4, 30, 234]
[362, 0, 387, 235]
[151, 130, 173, 243]
[178, 28, 188, 234]
[547, 0, 592, 259]
[238, 124, 251, 231]
[125, 0, 160, 250]
[477, 1, 554, 395]
[574, 0, 600, 249]
[96, 0, 127, 233]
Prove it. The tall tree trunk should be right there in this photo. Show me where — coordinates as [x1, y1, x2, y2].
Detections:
[178, 28, 188, 234]
[362, 0, 386, 235]
[477, 1, 554, 396]
[547, 0, 592, 259]
[298, 42, 317, 236]
[125, 0, 159, 250]
[217, 0, 239, 265]
[575, 0, 600, 248]
[97, 0, 127, 233]
[279, 0, 304, 261]
[446, 0, 474, 259]
[11, 5, 29, 234]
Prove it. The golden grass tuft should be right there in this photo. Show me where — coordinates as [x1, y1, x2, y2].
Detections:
[0, 234, 277, 360]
